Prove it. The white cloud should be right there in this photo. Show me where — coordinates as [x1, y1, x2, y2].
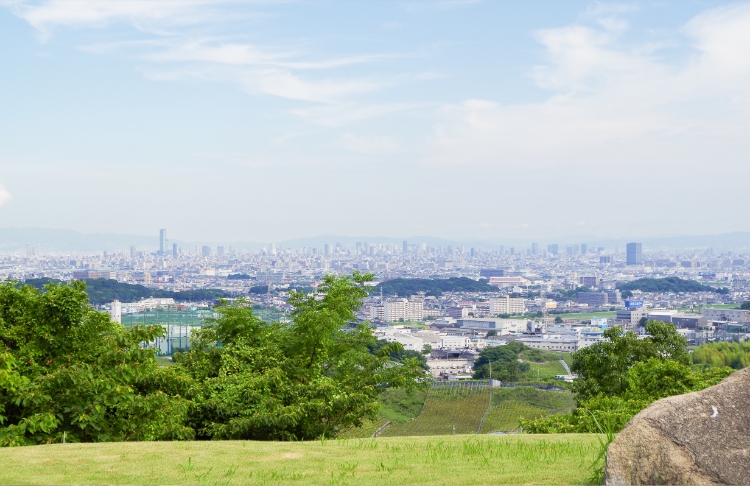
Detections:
[0, 183, 12, 206]
[5, 0, 246, 37]
[425, 4, 750, 172]
[7, 1, 401, 104]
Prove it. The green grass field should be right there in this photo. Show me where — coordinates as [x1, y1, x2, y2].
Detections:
[0, 435, 601, 485]
[525, 361, 568, 381]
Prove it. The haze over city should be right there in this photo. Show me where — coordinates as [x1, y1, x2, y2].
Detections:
[2, 0, 750, 242]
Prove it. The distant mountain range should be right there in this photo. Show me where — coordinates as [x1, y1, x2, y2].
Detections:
[3, 227, 750, 254]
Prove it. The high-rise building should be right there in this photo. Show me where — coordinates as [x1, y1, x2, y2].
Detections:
[403, 240, 408, 253]
[270, 243, 277, 255]
[531, 243, 538, 255]
[109, 300, 122, 324]
[548, 244, 558, 255]
[202, 246, 211, 257]
[217, 246, 225, 256]
[130, 245, 137, 258]
[159, 229, 167, 255]
[324, 244, 331, 256]
[581, 244, 588, 255]
[626, 242, 643, 265]
[172, 243, 178, 258]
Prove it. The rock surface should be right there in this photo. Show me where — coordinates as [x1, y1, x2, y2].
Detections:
[604, 367, 750, 485]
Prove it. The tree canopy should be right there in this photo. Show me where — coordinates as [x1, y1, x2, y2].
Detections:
[375, 277, 495, 297]
[2, 273, 426, 445]
[523, 321, 733, 434]
[176, 272, 427, 440]
[571, 321, 691, 400]
[0, 280, 192, 446]
[617, 277, 728, 294]
[24, 278, 226, 305]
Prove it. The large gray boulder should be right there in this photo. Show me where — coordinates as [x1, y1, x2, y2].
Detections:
[604, 367, 750, 485]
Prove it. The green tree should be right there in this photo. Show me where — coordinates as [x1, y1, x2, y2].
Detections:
[177, 272, 427, 440]
[740, 301, 750, 310]
[486, 329, 498, 337]
[571, 322, 689, 400]
[0, 281, 192, 446]
[554, 316, 563, 324]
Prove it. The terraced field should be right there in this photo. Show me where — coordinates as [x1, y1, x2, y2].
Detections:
[381, 386, 491, 436]
[481, 401, 548, 433]
[372, 383, 575, 437]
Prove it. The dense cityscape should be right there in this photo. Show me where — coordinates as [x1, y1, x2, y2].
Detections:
[2, 229, 747, 381]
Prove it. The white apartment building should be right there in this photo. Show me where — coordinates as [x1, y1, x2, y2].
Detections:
[702, 308, 749, 323]
[489, 296, 526, 315]
[370, 297, 424, 322]
[119, 297, 177, 315]
[440, 335, 470, 349]
[384, 332, 424, 351]
[519, 334, 580, 352]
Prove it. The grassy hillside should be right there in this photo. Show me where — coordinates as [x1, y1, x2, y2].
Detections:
[371, 385, 575, 437]
[482, 387, 576, 433]
[382, 386, 491, 436]
[0, 435, 600, 485]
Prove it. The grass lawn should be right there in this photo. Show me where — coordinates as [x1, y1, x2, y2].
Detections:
[525, 361, 568, 381]
[0, 435, 601, 485]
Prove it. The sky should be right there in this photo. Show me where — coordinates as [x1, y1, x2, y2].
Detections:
[1, 0, 750, 243]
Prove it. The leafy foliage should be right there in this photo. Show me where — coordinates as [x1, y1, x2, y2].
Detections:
[571, 322, 690, 400]
[0, 280, 192, 446]
[522, 360, 732, 433]
[692, 341, 750, 369]
[617, 277, 728, 294]
[24, 278, 226, 305]
[523, 322, 734, 434]
[548, 287, 590, 302]
[375, 277, 495, 297]
[176, 272, 428, 440]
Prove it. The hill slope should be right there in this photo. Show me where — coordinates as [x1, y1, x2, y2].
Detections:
[617, 277, 728, 294]
[376, 277, 496, 297]
[24, 278, 227, 305]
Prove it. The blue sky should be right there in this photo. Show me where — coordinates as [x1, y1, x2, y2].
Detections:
[1, 0, 749, 242]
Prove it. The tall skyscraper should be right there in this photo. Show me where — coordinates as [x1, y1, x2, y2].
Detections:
[547, 244, 558, 255]
[581, 244, 588, 255]
[626, 242, 642, 265]
[403, 240, 408, 253]
[159, 229, 167, 255]
[130, 245, 137, 258]
[531, 243, 538, 255]
[172, 243, 178, 258]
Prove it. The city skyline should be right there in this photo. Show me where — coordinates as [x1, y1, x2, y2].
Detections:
[2, 1, 750, 241]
